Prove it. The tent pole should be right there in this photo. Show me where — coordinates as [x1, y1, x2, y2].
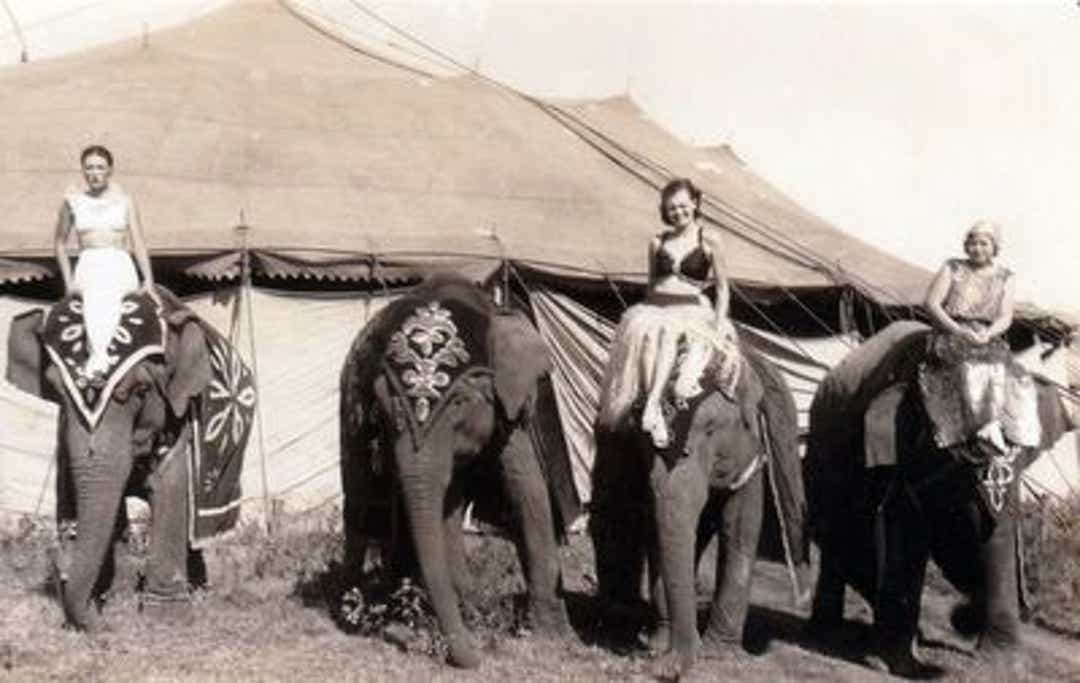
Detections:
[236, 220, 274, 534]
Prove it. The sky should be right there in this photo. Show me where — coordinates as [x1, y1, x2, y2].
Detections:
[2, 0, 1078, 315]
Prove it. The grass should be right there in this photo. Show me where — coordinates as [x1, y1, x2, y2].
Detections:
[1019, 494, 1080, 636]
[2, 499, 1079, 681]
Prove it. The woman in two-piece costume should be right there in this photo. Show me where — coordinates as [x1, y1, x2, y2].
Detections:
[54, 145, 159, 377]
[598, 178, 739, 448]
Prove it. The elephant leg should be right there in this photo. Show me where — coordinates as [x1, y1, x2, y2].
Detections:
[500, 427, 571, 637]
[64, 439, 135, 630]
[975, 511, 1021, 653]
[142, 441, 191, 603]
[809, 533, 847, 629]
[443, 479, 470, 599]
[397, 443, 479, 669]
[54, 410, 77, 586]
[651, 497, 717, 654]
[702, 468, 763, 653]
[342, 492, 369, 587]
[872, 486, 935, 677]
[589, 429, 649, 614]
[652, 460, 709, 679]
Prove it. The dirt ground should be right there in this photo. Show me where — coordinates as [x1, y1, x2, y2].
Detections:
[2, 513, 1079, 683]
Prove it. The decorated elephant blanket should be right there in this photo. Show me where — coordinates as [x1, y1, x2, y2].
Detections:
[159, 296, 255, 545]
[340, 274, 581, 542]
[41, 291, 166, 429]
[380, 288, 493, 448]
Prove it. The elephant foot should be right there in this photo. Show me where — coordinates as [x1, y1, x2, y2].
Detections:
[644, 622, 671, 655]
[445, 633, 482, 669]
[651, 645, 697, 682]
[700, 630, 747, 661]
[530, 598, 572, 638]
[975, 624, 1021, 653]
[972, 641, 1029, 681]
[139, 591, 194, 627]
[863, 640, 943, 680]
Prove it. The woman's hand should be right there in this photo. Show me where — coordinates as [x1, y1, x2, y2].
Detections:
[961, 328, 987, 345]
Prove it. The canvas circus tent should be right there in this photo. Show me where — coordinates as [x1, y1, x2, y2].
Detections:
[1, 0, 1076, 524]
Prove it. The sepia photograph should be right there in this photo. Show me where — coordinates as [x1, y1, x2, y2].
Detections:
[1, 1, 1078, 680]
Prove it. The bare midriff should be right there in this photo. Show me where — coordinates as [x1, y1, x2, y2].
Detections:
[652, 275, 707, 302]
[77, 229, 128, 250]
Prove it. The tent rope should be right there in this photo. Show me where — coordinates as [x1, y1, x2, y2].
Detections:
[310, 0, 928, 356]
[592, 260, 629, 312]
[730, 283, 829, 366]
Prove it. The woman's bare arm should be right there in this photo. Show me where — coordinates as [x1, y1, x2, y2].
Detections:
[924, 262, 974, 338]
[704, 230, 730, 321]
[54, 201, 74, 294]
[647, 236, 660, 294]
[127, 197, 159, 300]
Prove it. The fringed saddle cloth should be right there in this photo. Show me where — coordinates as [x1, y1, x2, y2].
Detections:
[42, 292, 165, 429]
[917, 334, 1040, 450]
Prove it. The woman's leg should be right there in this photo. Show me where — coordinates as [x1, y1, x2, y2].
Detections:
[83, 286, 124, 374]
[642, 326, 678, 448]
[76, 250, 138, 375]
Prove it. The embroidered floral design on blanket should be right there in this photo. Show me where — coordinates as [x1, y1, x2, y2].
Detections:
[386, 301, 471, 424]
[187, 324, 256, 544]
[204, 334, 257, 454]
[42, 292, 165, 429]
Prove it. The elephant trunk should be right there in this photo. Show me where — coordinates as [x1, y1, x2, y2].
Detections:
[653, 463, 706, 676]
[63, 427, 135, 629]
[397, 464, 480, 669]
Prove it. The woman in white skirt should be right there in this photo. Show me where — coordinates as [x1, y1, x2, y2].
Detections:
[598, 178, 739, 448]
[54, 145, 159, 377]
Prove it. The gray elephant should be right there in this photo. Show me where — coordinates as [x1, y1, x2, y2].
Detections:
[590, 341, 809, 679]
[6, 287, 253, 629]
[339, 274, 580, 669]
[805, 320, 1078, 677]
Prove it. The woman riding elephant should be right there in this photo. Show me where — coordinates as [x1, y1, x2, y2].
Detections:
[54, 145, 161, 378]
[339, 274, 580, 669]
[7, 286, 254, 630]
[921, 220, 1040, 456]
[805, 316, 1078, 678]
[590, 179, 809, 680]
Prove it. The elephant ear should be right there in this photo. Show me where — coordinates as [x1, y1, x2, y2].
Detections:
[488, 308, 551, 421]
[6, 308, 51, 401]
[165, 320, 213, 417]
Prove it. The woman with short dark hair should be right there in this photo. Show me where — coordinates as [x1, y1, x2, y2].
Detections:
[54, 145, 159, 377]
[598, 178, 738, 448]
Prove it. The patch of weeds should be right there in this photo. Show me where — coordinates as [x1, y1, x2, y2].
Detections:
[339, 576, 448, 660]
[1019, 493, 1080, 636]
[1, 515, 57, 587]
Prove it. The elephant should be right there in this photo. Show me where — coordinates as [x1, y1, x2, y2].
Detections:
[6, 286, 253, 630]
[339, 274, 581, 669]
[804, 320, 1078, 677]
[589, 338, 809, 679]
